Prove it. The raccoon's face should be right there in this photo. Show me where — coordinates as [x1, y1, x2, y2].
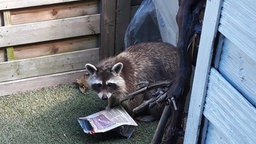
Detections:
[85, 62, 126, 100]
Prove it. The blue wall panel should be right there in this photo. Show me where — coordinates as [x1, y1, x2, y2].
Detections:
[203, 69, 256, 144]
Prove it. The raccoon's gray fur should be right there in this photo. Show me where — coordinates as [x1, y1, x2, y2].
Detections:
[85, 42, 180, 121]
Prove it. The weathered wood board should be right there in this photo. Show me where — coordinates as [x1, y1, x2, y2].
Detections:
[0, 48, 99, 82]
[0, 12, 2, 26]
[0, 14, 100, 48]
[9, 0, 99, 25]
[0, 0, 119, 97]
[0, 0, 80, 10]
[14, 35, 98, 60]
[115, 0, 131, 54]
[0, 50, 5, 62]
[100, 0, 116, 59]
[204, 68, 256, 144]
[0, 70, 86, 96]
[131, 0, 143, 6]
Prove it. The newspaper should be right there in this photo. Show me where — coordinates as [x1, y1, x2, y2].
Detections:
[78, 106, 138, 138]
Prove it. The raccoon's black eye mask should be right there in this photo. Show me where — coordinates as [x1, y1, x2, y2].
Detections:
[106, 83, 118, 90]
[91, 83, 102, 91]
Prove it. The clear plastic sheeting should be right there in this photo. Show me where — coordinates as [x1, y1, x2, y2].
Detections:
[153, 0, 179, 45]
[124, 0, 179, 48]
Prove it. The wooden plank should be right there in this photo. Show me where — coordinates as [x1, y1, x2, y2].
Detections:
[0, 11, 3, 26]
[219, 39, 256, 106]
[0, 9, 5, 61]
[219, 0, 256, 62]
[0, 70, 87, 96]
[183, 0, 223, 143]
[213, 34, 225, 68]
[131, 0, 143, 6]
[200, 117, 210, 144]
[100, 0, 116, 59]
[115, 0, 131, 54]
[10, 0, 99, 25]
[0, 50, 5, 62]
[3, 11, 15, 61]
[0, 48, 99, 82]
[0, 0, 80, 10]
[14, 35, 99, 60]
[204, 68, 256, 144]
[0, 14, 100, 48]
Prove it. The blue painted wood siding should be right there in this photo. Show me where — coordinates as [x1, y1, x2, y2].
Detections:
[204, 69, 256, 144]
[184, 0, 256, 143]
[218, 0, 256, 106]
[219, 39, 256, 106]
[203, 0, 256, 143]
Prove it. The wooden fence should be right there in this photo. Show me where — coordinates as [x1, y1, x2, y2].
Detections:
[0, 0, 100, 96]
[0, 0, 142, 96]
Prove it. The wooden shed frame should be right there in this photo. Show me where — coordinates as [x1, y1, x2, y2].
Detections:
[184, 0, 256, 143]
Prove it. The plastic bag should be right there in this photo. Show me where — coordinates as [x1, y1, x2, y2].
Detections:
[124, 0, 178, 48]
[124, 0, 162, 48]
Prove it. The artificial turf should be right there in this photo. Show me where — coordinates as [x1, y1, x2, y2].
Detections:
[0, 84, 158, 144]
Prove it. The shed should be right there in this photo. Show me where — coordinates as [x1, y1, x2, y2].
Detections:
[184, 0, 256, 143]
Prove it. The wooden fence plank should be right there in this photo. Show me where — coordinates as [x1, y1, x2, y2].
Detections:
[3, 11, 15, 60]
[0, 11, 4, 61]
[0, 70, 87, 96]
[14, 35, 99, 60]
[183, 0, 223, 143]
[0, 14, 100, 48]
[219, 39, 256, 106]
[0, 50, 4, 62]
[131, 0, 142, 6]
[0, 48, 99, 82]
[100, 0, 116, 59]
[10, 0, 99, 25]
[0, 11, 3, 26]
[0, 0, 80, 10]
[204, 68, 256, 144]
[115, 0, 131, 54]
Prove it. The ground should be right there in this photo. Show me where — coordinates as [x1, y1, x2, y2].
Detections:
[0, 84, 157, 144]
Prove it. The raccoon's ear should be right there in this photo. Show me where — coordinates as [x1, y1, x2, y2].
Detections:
[85, 63, 97, 75]
[111, 62, 123, 75]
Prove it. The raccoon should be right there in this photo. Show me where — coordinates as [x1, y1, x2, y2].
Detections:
[85, 42, 180, 121]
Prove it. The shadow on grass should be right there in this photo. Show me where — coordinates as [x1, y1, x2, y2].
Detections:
[0, 84, 157, 144]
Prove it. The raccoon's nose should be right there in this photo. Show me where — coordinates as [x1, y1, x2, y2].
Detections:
[102, 95, 108, 100]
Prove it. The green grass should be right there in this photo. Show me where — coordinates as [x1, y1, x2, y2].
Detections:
[0, 84, 157, 144]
